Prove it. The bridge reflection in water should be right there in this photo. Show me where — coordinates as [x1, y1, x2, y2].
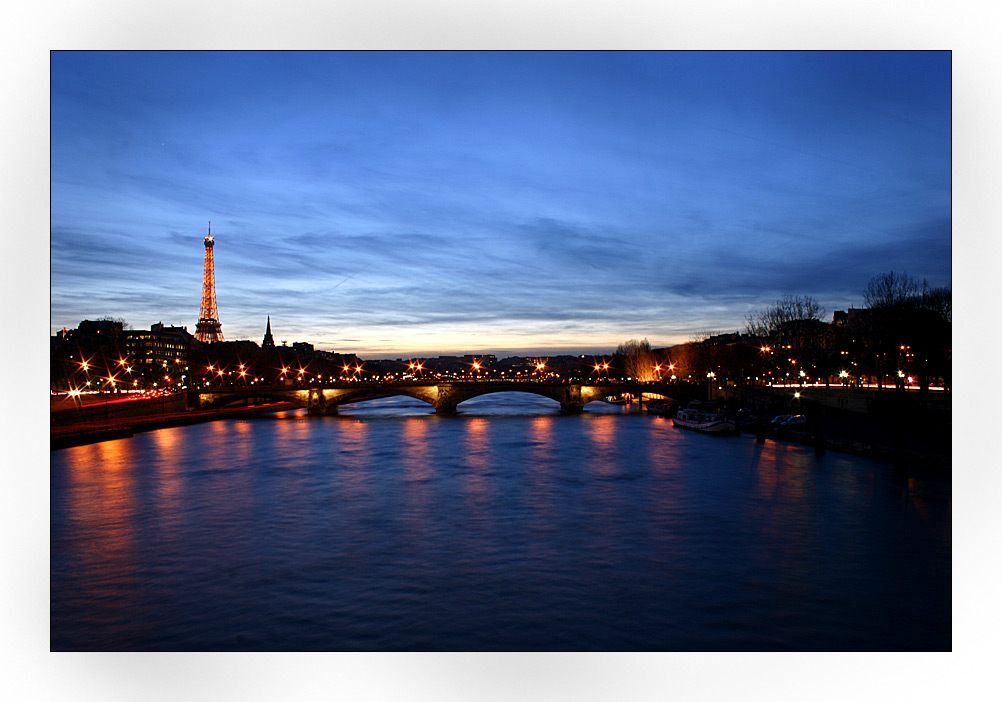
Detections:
[190, 381, 697, 415]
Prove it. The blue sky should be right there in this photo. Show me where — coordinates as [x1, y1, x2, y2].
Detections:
[50, 51, 951, 357]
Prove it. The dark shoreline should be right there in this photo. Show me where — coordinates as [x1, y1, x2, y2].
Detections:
[50, 402, 298, 450]
[751, 423, 950, 473]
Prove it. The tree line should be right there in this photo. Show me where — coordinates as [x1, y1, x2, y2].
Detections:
[613, 272, 951, 392]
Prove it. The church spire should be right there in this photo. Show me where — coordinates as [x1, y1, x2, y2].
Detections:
[262, 316, 275, 348]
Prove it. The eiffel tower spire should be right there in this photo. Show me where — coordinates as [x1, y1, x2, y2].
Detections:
[195, 222, 224, 343]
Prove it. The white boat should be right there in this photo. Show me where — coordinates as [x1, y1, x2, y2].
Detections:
[672, 407, 738, 435]
[771, 414, 806, 427]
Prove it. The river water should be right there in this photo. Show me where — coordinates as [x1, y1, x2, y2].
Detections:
[50, 394, 951, 651]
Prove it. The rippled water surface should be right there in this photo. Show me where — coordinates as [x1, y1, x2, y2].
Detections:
[50, 394, 951, 650]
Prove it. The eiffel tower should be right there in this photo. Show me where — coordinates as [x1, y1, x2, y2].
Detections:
[195, 222, 224, 343]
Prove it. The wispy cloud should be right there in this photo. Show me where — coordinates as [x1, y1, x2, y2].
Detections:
[49, 51, 951, 355]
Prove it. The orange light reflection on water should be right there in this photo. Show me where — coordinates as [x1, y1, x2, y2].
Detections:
[459, 418, 493, 520]
[401, 417, 431, 481]
[525, 415, 560, 548]
[462, 417, 491, 474]
[747, 440, 820, 599]
[400, 418, 433, 533]
[585, 415, 618, 477]
[335, 418, 373, 506]
[528, 415, 555, 466]
[60, 438, 141, 612]
[148, 431, 186, 529]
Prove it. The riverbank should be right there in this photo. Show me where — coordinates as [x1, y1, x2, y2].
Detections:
[50, 401, 297, 449]
[717, 384, 951, 473]
[753, 418, 949, 472]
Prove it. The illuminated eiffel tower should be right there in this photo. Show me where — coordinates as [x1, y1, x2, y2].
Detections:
[195, 222, 224, 343]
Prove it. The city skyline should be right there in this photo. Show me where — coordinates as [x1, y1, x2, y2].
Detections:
[50, 51, 951, 357]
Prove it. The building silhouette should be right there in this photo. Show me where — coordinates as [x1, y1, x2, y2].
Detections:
[124, 322, 196, 386]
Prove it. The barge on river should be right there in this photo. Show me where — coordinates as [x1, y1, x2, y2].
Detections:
[672, 406, 738, 435]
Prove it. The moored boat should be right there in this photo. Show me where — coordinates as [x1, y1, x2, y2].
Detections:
[672, 407, 738, 435]
[646, 399, 678, 416]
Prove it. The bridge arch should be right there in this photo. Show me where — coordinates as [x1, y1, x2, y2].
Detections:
[190, 381, 697, 416]
[320, 386, 440, 413]
[194, 390, 302, 410]
[449, 389, 564, 412]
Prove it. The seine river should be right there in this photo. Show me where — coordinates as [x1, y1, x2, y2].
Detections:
[50, 394, 951, 651]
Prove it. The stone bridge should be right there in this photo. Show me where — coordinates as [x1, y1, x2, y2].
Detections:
[189, 380, 697, 415]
